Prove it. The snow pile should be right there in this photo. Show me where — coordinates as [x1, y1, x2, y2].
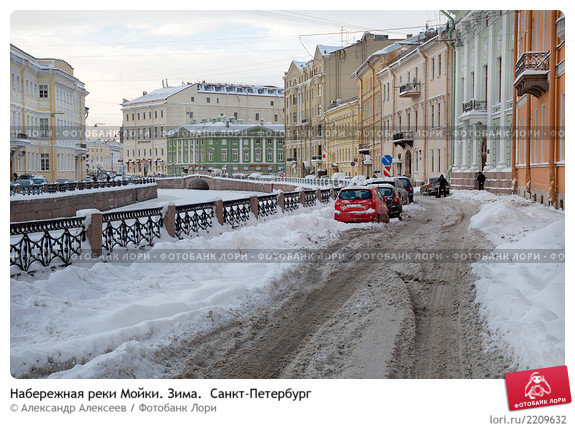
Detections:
[466, 193, 565, 370]
[10, 203, 376, 379]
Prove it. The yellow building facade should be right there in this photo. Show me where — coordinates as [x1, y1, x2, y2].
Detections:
[10, 44, 88, 182]
[323, 98, 359, 177]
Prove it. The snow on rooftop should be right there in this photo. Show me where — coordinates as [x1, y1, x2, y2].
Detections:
[317, 45, 340, 56]
[122, 84, 192, 106]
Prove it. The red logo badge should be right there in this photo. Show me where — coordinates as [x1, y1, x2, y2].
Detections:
[505, 366, 571, 411]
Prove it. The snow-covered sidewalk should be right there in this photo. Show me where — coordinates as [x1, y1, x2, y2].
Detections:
[452, 190, 565, 370]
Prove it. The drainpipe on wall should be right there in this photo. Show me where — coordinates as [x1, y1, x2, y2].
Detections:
[548, 10, 558, 207]
[440, 10, 456, 182]
[511, 10, 518, 194]
[525, 10, 533, 195]
[417, 46, 429, 181]
[358, 74, 364, 175]
[368, 61, 377, 177]
[389, 69, 396, 176]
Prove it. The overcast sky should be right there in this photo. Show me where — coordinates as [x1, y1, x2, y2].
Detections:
[11, 10, 445, 127]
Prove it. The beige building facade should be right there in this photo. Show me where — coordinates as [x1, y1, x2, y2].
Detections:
[377, 29, 451, 183]
[121, 82, 284, 176]
[284, 33, 398, 177]
[323, 98, 359, 177]
[10, 44, 89, 182]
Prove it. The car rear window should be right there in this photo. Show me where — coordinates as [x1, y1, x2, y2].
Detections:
[377, 187, 393, 197]
[339, 189, 373, 200]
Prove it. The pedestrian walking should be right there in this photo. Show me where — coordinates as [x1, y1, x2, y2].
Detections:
[477, 171, 486, 190]
[438, 174, 448, 198]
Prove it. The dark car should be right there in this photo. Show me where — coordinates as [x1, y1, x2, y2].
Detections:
[420, 177, 450, 196]
[372, 184, 403, 219]
[364, 178, 409, 205]
[393, 176, 414, 203]
[334, 186, 389, 223]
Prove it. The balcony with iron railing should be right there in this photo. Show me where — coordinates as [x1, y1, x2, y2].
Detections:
[392, 130, 414, 148]
[556, 14, 565, 43]
[460, 99, 487, 123]
[514, 51, 550, 98]
[399, 82, 421, 98]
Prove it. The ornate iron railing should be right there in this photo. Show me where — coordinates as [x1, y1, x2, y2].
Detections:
[462, 99, 487, 113]
[320, 188, 331, 203]
[283, 192, 300, 212]
[257, 195, 278, 218]
[102, 207, 163, 251]
[20, 185, 44, 196]
[515, 51, 550, 77]
[174, 203, 214, 238]
[332, 187, 342, 200]
[10, 178, 156, 196]
[223, 198, 251, 228]
[303, 190, 317, 207]
[10, 217, 86, 271]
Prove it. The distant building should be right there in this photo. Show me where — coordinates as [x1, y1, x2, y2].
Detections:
[10, 44, 89, 181]
[284, 32, 399, 177]
[121, 82, 284, 176]
[513, 10, 565, 208]
[86, 140, 123, 176]
[166, 119, 285, 175]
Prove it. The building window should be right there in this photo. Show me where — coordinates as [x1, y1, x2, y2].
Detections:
[207, 97, 211, 103]
[40, 153, 50, 171]
[431, 58, 435, 79]
[278, 151, 284, 162]
[40, 118, 49, 138]
[243, 150, 249, 162]
[274, 114, 278, 122]
[255, 149, 262, 162]
[496, 57, 502, 104]
[39, 84, 48, 98]
[267, 150, 273, 162]
[438, 55, 442, 75]
[255, 113, 260, 121]
[232, 151, 238, 162]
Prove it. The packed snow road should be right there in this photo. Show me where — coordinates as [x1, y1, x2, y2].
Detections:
[169, 196, 512, 379]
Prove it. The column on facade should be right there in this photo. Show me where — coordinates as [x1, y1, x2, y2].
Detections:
[250, 138, 254, 164]
[498, 11, 510, 170]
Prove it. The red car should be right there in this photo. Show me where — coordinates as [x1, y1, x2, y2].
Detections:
[334, 186, 389, 223]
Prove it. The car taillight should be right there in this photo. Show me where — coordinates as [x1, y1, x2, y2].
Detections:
[393, 197, 399, 203]
[409, 186, 413, 192]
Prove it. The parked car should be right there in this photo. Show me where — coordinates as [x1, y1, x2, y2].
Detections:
[364, 178, 409, 205]
[420, 177, 450, 196]
[334, 186, 389, 223]
[372, 183, 403, 219]
[54, 178, 74, 184]
[393, 176, 414, 203]
[14, 179, 34, 188]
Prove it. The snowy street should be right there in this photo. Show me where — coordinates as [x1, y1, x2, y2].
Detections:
[10, 190, 565, 379]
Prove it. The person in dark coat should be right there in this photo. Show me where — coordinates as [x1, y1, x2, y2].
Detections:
[438, 174, 448, 197]
[477, 171, 486, 190]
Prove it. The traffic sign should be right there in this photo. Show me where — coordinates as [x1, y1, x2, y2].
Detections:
[382, 154, 393, 166]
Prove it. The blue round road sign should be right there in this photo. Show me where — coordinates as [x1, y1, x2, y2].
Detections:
[382, 155, 393, 166]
